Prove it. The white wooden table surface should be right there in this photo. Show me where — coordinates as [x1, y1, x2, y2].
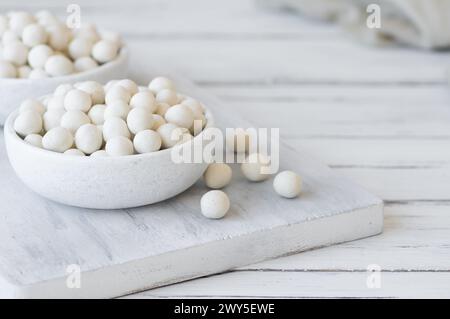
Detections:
[5, 0, 450, 298]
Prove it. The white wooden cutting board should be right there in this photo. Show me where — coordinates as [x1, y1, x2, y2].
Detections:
[0, 67, 383, 298]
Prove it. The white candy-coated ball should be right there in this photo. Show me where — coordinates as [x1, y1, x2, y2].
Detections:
[43, 108, 65, 131]
[99, 30, 122, 46]
[152, 114, 166, 130]
[2, 30, 19, 45]
[88, 104, 106, 125]
[0, 60, 16, 78]
[126, 107, 154, 134]
[157, 123, 183, 149]
[28, 68, 49, 79]
[45, 55, 74, 76]
[3, 42, 29, 66]
[90, 150, 108, 157]
[60, 110, 90, 133]
[64, 89, 92, 112]
[22, 23, 48, 47]
[24, 134, 43, 148]
[273, 170, 302, 198]
[64, 148, 85, 156]
[28, 44, 53, 69]
[75, 24, 100, 43]
[74, 56, 98, 72]
[68, 37, 94, 59]
[14, 110, 42, 136]
[9, 12, 35, 35]
[42, 127, 73, 153]
[75, 123, 103, 154]
[148, 77, 175, 94]
[156, 102, 170, 116]
[156, 89, 178, 106]
[92, 40, 119, 63]
[47, 25, 71, 51]
[35, 10, 59, 26]
[47, 95, 65, 110]
[241, 153, 273, 182]
[105, 136, 134, 156]
[116, 79, 139, 96]
[182, 99, 204, 117]
[54, 83, 73, 97]
[104, 80, 118, 91]
[19, 99, 45, 115]
[203, 163, 232, 189]
[133, 130, 162, 154]
[75, 81, 105, 104]
[103, 101, 130, 120]
[200, 190, 230, 219]
[102, 117, 130, 141]
[165, 104, 194, 129]
[17, 65, 31, 78]
[129, 91, 156, 113]
[105, 85, 130, 104]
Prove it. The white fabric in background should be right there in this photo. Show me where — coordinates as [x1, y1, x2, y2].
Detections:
[257, 0, 450, 49]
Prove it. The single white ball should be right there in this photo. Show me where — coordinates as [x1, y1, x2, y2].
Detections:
[156, 89, 178, 106]
[43, 108, 65, 131]
[0, 60, 16, 78]
[273, 170, 302, 198]
[116, 79, 139, 96]
[17, 65, 32, 78]
[68, 37, 94, 59]
[127, 107, 154, 134]
[75, 81, 104, 104]
[24, 134, 43, 148]
[157, 123, 184, 149]
[75, 24, 100, 43]
[92, 40, 119, 63]
[182, 99, 204, 117]
[129, 91, 156, 112]
[3, 42, 29, 66]
[200, 190, 230, 219]
[104, 79, 118, 91]
[60, 110, 90, 133]
[105, 85, 131, 104]
[35, 10, 59, 26]
[75, 123, 103, 154]
[22, 23, 48, 47]
[156, 102, 170, 117]
[88, 104, 106, 125]
[64, 89, 92, 112]
[28, 68, 49, 79]
[9, 12, 35, 35]
[152, 114, 166, 130]
[64, 148, 85, 156]
[165, 104, 194, 129]
[14, 110, 42, 136]
[133, 130, 162, 154]
[90, 150, 108, 157]
[54, 83, 73, 97]
[103, 100, 130, 120]
[105, 136, 134, 156]
[28, 44, 53, 69]
[241, 153, 273, 182]
[19, 99, 45, 115]
[203, 163, 232, 189]
[47, 95, 65, 110]
[74, 56, 98, 72]
[45, 55, 74, 76]
[102, 117, 130, 141]
[47, 25, 71, 51]
[42, 127, 73, 153]
[99, 30, 122, 46]
[2, 30, 20, 45]
[148, 77, 175, 94]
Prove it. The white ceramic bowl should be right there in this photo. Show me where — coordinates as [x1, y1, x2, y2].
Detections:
[4, 107, 214, 209]
[0, 47, 129, 125]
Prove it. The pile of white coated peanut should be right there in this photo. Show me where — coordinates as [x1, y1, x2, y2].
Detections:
[13, 76, 302, 219]
[0, 10, 122, 78]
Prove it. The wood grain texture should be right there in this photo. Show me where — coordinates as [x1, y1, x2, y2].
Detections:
[1, 0, 448, 298]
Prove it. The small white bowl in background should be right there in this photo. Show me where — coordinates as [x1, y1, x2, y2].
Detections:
[0, 47, 129, 125]
[4, 106, 214, 209]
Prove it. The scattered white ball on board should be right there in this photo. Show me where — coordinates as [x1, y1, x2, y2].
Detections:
[273, 170, 302, 198]
[241, 153, 273, 182]
[203, 163, 232, 189]
[42, 127, 73, 153]
[200, 190, 230, 219]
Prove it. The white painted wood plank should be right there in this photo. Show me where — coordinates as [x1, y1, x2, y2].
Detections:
[128, 271, 450, 299]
